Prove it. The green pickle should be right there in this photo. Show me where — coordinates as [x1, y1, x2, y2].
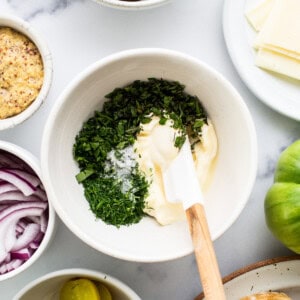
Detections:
[59, 278, 112, 300]
[97, 282, 113, 300]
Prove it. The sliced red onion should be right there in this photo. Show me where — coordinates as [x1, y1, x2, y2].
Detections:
[17, 219, 28, 229]
[0, 183, 18, 194]
[40, 212, 48, 233]
[15, 219, 30, 237]
[11, 248, 31, 260]
[4, 222, 17, 257]
[11, 223, 40, 251]
[0, 204, 45, 263]
[0, 263, 7, 275]
[0, 151, 34, 172]
[4, 253, 11, 263]
[0, 170, 36, 196]
[12, 258, 23, 269]
[33, 187, 47, 202]
[0, 191, 41, 203]
[29, 241, 40, 250]
[25, 216, 40, 224]
[32, 231, 44, 244]
[0, 204, 9, 212]
[0, 152, 49, 275]
[0, 201, 47, 221]
[3, 169, 41, 188]
[5, 258, 23, 272]
[15, 225, 24, 235]
[0, 153, 22, 169]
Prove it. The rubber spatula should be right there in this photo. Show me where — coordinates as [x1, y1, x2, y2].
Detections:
[163, 138, 226, 300]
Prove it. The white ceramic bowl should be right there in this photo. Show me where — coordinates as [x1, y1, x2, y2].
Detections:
[13, 268, 141, 300]
[0, 14, 52, 130]
[91, 0, 170, 10]
[0, 141, 56, 281]
[41, 48, 257, 262]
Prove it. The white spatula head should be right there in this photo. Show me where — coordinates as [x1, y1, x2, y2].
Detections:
[163, 138, 204, 210]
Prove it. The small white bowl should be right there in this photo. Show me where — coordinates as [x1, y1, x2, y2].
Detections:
[13, 268, 141, 300]
[91, 0, 170, 10]
[41, 48, 257, 262]
[0, 141, 56, 281]
[0, 14, 52, 130]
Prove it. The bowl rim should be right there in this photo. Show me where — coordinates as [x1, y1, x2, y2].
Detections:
[0, 140, 56, 281]
[195, 255, 300, 299]
[0, 14, 53, 130]
[91, 0, 170, 10]
[13, 267, 141, 300]
[41, 48, 257, 262]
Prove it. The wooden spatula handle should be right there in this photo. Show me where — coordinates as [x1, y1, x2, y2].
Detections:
[186, 203, 226, 300]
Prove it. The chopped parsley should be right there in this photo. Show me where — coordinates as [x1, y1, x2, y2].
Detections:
[73, 78, 208, 227]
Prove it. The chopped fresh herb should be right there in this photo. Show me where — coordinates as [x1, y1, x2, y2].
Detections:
[73, 78, 208, 227]
[83, 169, 148, 227]
[76, 169, 95, 183]
[174, 135, 186, 149]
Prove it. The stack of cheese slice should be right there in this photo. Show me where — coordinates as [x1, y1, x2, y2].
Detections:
[246, 0, 300, 80]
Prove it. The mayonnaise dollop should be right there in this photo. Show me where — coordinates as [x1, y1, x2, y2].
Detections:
[134, 116, 218, 225]
[193, 119, 218, 192]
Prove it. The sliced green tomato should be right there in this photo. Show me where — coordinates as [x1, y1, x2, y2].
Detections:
[97, 283, 113, 300]
[59, 278, 101, 300]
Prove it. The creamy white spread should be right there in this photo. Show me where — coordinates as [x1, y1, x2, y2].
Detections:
[0, 27, 44, 119]
[134, 116, 218, 225]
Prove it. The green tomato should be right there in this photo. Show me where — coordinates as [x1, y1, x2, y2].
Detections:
[274, 141, 300, 183]
[265, 140, 300, 253]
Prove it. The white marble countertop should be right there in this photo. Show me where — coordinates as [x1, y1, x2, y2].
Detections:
[0, 0, 299, 299]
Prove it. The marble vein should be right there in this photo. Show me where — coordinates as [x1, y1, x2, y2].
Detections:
[137, 265, 168, 283]
[7, 0, 85, 20]
[257, 131, 300, 179]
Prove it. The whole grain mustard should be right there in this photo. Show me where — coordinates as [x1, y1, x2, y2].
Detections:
[0, 27, 44, 119]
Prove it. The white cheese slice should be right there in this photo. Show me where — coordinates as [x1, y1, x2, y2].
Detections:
[258, 45, 300, 61]
[254, 0, 300, 55]
[245, 0, 275, 31]
[255, 48, 300, 80]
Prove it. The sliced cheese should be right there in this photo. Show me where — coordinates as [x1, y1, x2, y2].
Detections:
[259, 44, 300, 61]
[246, 0, 300, 81]
[255, 48, 300, 80]
[254, 0, 300, 55]
[245, 0, 275, 31]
